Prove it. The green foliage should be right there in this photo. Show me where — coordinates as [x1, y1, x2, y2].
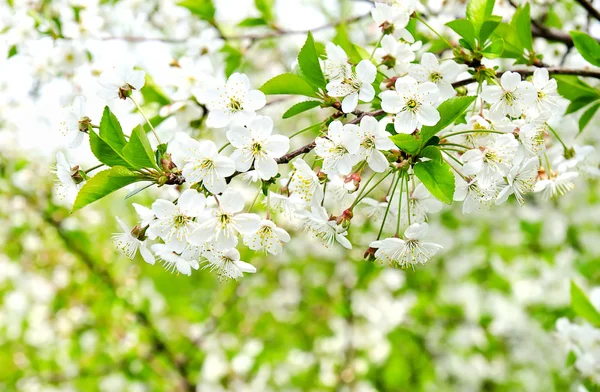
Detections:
[255, 0, 274, 23]
[122, 126, 159, 170]
[447, 19, 476, 49]
[419, 146, 443, 164]
[72, 166, 146, 212]
[282, 101, 321, 119]
[333, 24, 362, 64]
[571, 281, 600, 327]
[413, 160, 455, 204]
[222, 44, 243, 77]
[390, 133, 421, 154]
[141, 74, 170, 106]
[466, 0, 495, 35]
[570, 31, 600, 67]
[177, 0, 216, 21]
[90, 130, 134, 169]
[298, 32, 327, 90]
[260, 73, 318, 97]
[511, 4, 533, 52]
[580, 102, 600, 133]
[99, 106, 127, 151]
[238, 17, 268, 27]
[420, 96, 477, 144]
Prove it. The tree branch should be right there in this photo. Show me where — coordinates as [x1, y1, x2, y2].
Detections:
[575, 0, 600, 22]
[452, 66, 600, 88]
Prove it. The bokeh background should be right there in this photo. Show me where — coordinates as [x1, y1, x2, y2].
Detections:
[1, 0, 600, 391]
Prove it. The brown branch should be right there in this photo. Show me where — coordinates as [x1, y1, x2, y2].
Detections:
[575, 0, 600, 22]
[452, 66, 600, 88]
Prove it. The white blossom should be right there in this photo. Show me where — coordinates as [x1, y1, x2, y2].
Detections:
[112, 217, 155, 265]
[202, 248, 256, 280]
[326, 60, 377, 113]
[370, 223, 442, 268]
[61, 96, 88, 148]
[315, 120, 361, 175]
[481, 71, 536, 118]
[147, 189, 206, 244]
[297, 205, 352, 249]
[355, 115, 395, 172]
[53, 152, 83, 204]
[180, 139, 236, 194]
[409, 53, 465, 99]
[97, 64, 146, 100]
[243, 219, 290, 255]
[534, 172, 578, 200]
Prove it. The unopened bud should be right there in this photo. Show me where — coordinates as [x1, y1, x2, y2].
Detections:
[336, 208, 354, 228]
[363, 247, 376, 262]
[564, 147, 575, 160]
[454, 86, 467, 96]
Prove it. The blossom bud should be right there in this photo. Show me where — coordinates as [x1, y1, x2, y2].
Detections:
[455, 86, 467, 96]
[344, 173, 361, 192]
[363, 247, 376, 262]
[118, 84, 135, 100]
[381, 54, 397, 69]
[563, 147, 575, 160]
[336, 208, 354, 228]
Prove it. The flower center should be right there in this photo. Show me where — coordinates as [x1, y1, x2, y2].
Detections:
[218, 213, 231, 228]
[229, 97, 243, 112]
[405, 98, 419, 112]
[429, 71, 443, 83]
[537, 91, 545, 100]
[502, 91, 516, 104]
[251, 142, 263, 156]
[173, 214, 189, 228]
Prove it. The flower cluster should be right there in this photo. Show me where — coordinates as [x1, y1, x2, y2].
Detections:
[52, 0, 597, 280]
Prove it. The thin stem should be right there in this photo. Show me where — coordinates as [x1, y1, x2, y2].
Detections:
[266, 190, 271, 220]
[376, 173, 400, 240]
[350, 171, 377, 208]
[443, 155, 468, 180]
[84, 163, 104, 174]
[289, 122, 323, 139]
[440, 142, 470, 150]
[442, 150, 464, 166]
[415, 14, 453, 48]
[405, 173, 412, 226]
[354, 170, 393, 206]
[546, 123, 568, 150]
[395, 171, 405, 236]
[247, 188, 262, 212]
[439, 147, 466, 154]
[218, 142, 230, 153]
[130, 96, 162, 144]
[370, 33, 385, 60]
[321, 181, 327, 207]
[442, 129, 506, 138]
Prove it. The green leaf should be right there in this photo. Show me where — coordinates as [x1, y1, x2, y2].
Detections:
[7, 45, 17, 58]
[570, 31, 600, 67]
[282, 101, 322, 119]
[555, 75, 600, 101]
[446, 19, 476, 48]
[466, 0, 495, 34]
[420, 96, 477, 144]
[566, 95, 598, 114]
[89, 131, 134, 169]
[414, 160, 455, 204]
[390, 134, 421, 154]
[479, 16, 502, 43]
[260, 73, 317, 97]
[419, 146, 443, 164]
[222, 45, 243, 77]
[579, 102, 600, 133]
[492, 23, 523, 59]
[511, 4, 533, 51]
[177, 0, 216, 21]
[99, 106, 127, 151]
[255, 0, 274, 22]
[571, 281, 600, 327]
[122, 126, 159, 170]
[481, 38, 504, 59]
[72, 166, 146, 212]
[298, 32, 327, 89]
[238, 17, 267, 27]
[141, 74, 170, 106]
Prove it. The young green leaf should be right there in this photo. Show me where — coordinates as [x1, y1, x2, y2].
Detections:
[333, 24, 362, 64]
[89, 131, 134, 169]
[579, 102, 600, 133]
[571, 281, 600, 327]
[72, 166, 146, 212]
[481, 38, 504, 59]
[570, 31, 600, 67]
[390, 134, 421, 154]
[238, 17, 268, 27]
[565, 95, 598, 114]
[282, 101, 322, 119]
[122, 126, 159, 170]
[479, 16, 502, 43]
[99, 106, 127, 151]
[420, 96, 477, 144]
[414, 160, 455, 204]
[555, 75, 600, 101]
[419, 146, 443, 164]
[177, 0, 216, 21]
[466, 0, 495, 34]
[446, 19, 476, 49]
[298, 32, 327, 89]
[492, 23, 523, 59]
[260, 73, 317, 97]
[222, 45, 243, 77]
[141, 74, 170, 106]
[510, 4, 533, 52]
[255, 0, 274, 22]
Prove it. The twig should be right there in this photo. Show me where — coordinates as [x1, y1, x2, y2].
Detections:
[452, 66, 600, 88]
[574, 0, 600, 22]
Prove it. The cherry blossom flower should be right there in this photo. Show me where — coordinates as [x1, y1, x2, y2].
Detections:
[374, 35, 416, 74]
[496, 156, 539, 205]
[461, 134, 520, 186]
[202, 248, 256, 281]
[152, 242, 200, 276]
[322, 43, 351, 81]
[147, 189, 206, 244]
[227, 115, 290, 180]
[180, 139, 235, 195]
[409, 53, 465, 99]
[243, 219, 290, 255]
[189, 189, 260, 250]
[355, 115, 395, 173]
[297, 205, 352, 249]
[288, 158, 324, 205]
[187, 28, 224, 57]
[112, 217, 155, 265]
[534, 172, 578, 200]
[315, 120, 361, 175]
[53, 152, 83, 204]
[371, 2, 410, 31]
[531, 68, 560, 113]
[481, 71, 536, 118]
[326, 60, 377, 113]
[370, 223, 443, 268]
[97, 64, 146, 100]
[204, 73, 266, 128]
[62, 96, 90, 148]
[380, 76, 440, 134]
[454, 177, 498, 214]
